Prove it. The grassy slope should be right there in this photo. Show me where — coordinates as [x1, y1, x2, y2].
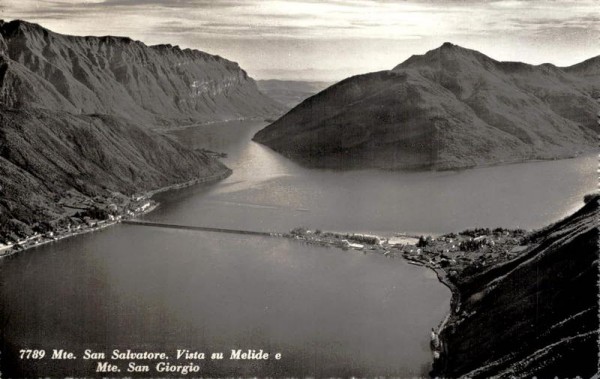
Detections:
[433, 195, 599, 378]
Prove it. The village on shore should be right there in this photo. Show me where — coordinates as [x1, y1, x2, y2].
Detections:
[0, 170, 232, 258]
[0, 193, 156, 258]
[284, 226, 529, 273]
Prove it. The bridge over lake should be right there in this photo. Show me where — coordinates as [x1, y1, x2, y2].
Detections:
[122, 220, 277, 237]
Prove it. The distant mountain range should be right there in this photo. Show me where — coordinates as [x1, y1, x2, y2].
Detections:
[257, 80, 333, 109]
[0, 20, 282, 240]
[254, 43, 599, 170]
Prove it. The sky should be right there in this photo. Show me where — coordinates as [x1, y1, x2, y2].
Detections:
[1, 0, 599, 81]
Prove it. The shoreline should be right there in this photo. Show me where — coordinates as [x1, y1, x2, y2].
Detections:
[0, 168, 232, 259]
[280, 226, 532, 374]
[428, 196, 597, 377]
[154, 117, 269, 133]
[145, 168, 232, 198]
[1, 183, 565, 377]
[434, 150, 597, 172]
[263, 150, 597, 173]
[1, 166, 571, 376]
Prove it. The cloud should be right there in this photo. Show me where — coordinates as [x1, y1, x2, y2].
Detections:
[98, 0, 245, 8]
[4, 0, 598, 41]
[1, 0, 598, 80]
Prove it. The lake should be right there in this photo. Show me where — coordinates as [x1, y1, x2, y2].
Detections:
[159, 120, 596, 236]
[0, 120, 595, 377]
[0, 225, 450, 377]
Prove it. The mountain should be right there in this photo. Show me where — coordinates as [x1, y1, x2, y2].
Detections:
[433, 194, 599, 378]
[0, 19, 282, 242]
[253, 43, 599, 170]
[256, 80, 333, 109]
[0, 19, 283, 128]
[0, 107, 228, 238]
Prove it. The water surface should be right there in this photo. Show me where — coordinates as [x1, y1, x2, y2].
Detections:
[1, 119, 594, 378]
[0, 225, 448, 377]
[160, 120, 596, 235]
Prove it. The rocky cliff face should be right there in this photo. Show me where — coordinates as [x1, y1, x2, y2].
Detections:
[253, 43, 598, 170]
[433, 195, 599, 378]
[0, 20, 282, 242]
[0, 19, 283, 127]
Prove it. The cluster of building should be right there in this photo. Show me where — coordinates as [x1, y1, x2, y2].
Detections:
[285, 227, 529, 277]
[0, 196, 155, 257]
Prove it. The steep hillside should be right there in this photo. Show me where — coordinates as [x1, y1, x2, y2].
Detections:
[253, 43, 598, 170]
[432, 195, 599, 378]
[0, 106, 229, 240]
[0, 19, 283, 128]
[564, 55, 600, 79]
[257, 80, 332, 109]
[0, 20, 287, 244]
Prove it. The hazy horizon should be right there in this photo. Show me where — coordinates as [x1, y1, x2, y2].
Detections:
[1, 0, 599, 81]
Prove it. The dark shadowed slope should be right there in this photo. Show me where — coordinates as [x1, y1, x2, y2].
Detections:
[0, 20, 283, 242]
[433, 195, 599, 378]
[0, 107, 228, 237]
[253, 43, 598, 170]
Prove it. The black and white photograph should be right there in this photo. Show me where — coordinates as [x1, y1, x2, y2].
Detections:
[0, 0, 598, 377]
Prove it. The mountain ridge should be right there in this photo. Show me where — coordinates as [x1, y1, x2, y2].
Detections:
[0, 19, 284, 128]
[253, 43, 599, 170]
[0, 20, 281, 243]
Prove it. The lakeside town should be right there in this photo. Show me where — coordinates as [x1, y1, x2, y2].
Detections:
[0, 194, 156, 257]
[284, 226, 529, 274]
[0, 169, 232, 258]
